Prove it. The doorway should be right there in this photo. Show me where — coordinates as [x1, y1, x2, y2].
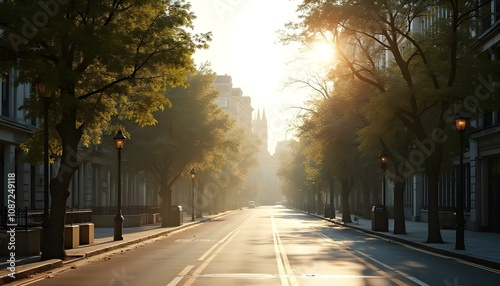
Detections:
[488, 157, 500, 232]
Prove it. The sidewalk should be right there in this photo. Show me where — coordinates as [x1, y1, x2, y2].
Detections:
[3, 209, 500, 284]
[0, 211, 231, 285]
[315, 212, 500, 270]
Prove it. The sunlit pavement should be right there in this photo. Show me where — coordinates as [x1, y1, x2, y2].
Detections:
[2, 207, 500, 284]
[306, 210, 500, 269]
[0, 211, 232, 284]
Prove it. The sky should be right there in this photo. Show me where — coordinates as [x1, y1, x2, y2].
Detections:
[189, 0, 307, 154]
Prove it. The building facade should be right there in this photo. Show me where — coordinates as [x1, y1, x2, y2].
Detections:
[399, 0, 500, 233]
[213, 75, 283, 205]
[0, 73, 152, 214]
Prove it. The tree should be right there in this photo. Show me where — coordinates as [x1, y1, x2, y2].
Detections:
[305, 80, 369, 223]
[286, 0, 498, 243]
[219, 127, 260, 211]
[1, 0, 209, 259]
[278, 140, 309, 210]
[125, 66, 238, 227]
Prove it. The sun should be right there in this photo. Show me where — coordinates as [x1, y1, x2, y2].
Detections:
[311, 40, 336, 63]
[300, 39, 337, 69]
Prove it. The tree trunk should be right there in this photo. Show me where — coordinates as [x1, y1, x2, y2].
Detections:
[48, 182, 70, 259]
[420, 104, 447, 243]
[385, 135, 411, 235]
[329, 177, 335, 218]
[393, 180, 406, 234]
[340, 178, 353, 223]
[362, 187, 372, 218]
[196, 178, 203, 218]
[426, 151, 444, 243]
[159, 176, 172, 227]
[359, 175, 375, 218]
[44, 107, 82, 259]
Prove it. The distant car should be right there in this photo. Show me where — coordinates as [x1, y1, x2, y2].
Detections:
[248, 201, 256, 208]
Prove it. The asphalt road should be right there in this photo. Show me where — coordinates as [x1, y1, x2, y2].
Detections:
[15, 206, 500, 285]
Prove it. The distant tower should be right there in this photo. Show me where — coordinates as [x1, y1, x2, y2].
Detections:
[253, 108, 268, 154]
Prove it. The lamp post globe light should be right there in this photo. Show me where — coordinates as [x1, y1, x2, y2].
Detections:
[37, 82, 52, 259]
[190, 168, 196, 222]
[113, 130, 126, 241]
[454, 115, 468, 250]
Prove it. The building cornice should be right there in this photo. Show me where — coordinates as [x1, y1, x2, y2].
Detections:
[470, 124, 500, 139]
[0, 117, 36, 144]
[474, 21, 500, 52]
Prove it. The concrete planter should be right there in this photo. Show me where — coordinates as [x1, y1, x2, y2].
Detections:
[78, 223, 94, 245]
[64, 225, 80, 249]
[0, 229, 41, 256]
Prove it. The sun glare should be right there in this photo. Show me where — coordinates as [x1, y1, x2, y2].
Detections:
[312, 41, 336, 63]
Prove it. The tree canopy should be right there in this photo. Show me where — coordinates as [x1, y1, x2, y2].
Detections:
[0, 0, 210, 259]
[280, 0, 499, 241]
[125, 65, 240, 225]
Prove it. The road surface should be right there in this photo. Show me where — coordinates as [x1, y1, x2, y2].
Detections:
[15, 206, 500, 285]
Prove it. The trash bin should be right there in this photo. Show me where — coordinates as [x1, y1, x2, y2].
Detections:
[170, 205, 183, 226]
[371, 204, 388, 231]
[324, 204, 331, 217]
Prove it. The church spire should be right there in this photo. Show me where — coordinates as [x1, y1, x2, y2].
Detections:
[252, 107, 268, 154]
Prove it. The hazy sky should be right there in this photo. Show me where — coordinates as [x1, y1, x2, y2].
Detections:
[189, 0, 305, 154]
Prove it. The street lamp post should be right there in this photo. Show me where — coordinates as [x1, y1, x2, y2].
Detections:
[455, 116, 468, 250]
[190, 169, 196, 221]
[379, 151, 388, 206]
[37, 83, 51, 260]
[372, 150, 389, 232]
[113, 130, 126, 241]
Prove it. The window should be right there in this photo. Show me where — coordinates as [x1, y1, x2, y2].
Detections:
[30, 84, 37, 126]
[496, 0, 500, 23]
[484, 110, 493, 127]
[1, 73, 9, 117]
[217, 97, 229, 108]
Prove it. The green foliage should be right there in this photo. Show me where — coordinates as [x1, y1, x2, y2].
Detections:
[277, 140, 309, 199]
[220, 127, 260, 196]
[125, 66, 239, 188]
[1, 0, 210, 163]
[287, 0, 499, 164]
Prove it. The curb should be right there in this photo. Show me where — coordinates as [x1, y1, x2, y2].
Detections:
[307, 211, 500, 271]
[0, 259, 63, 285]
[1, 211, 233, 285]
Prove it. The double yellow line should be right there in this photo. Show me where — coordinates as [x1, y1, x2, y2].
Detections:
[271, 213, 299, 286]
[180, 213, 256, 285]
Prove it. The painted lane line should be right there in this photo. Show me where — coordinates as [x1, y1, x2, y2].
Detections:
[318, 232, 407, 285]
[166, 265, 194, 286]
[198, 216, 252, 261]
[271, 213, 299, 286]
[178, 265, 195, 276]
[271, 215, 289, 286]
[166, 277, 182, 286]
[354, 250, 430, 286]
[407, 275, 431, 286]
[182, 213, 257, 285]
